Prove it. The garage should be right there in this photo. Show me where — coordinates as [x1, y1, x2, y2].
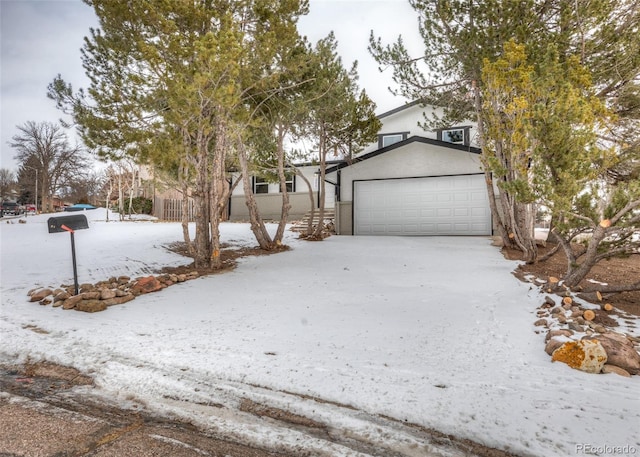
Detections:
[353, 174, 491, 235]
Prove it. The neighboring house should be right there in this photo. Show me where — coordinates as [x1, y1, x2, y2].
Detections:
[324, 101, 492, 236]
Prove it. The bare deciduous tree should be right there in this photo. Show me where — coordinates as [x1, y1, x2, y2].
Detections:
[11, 121, 88, 212]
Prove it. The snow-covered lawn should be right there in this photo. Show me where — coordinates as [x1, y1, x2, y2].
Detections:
[1, 210, 638, 456]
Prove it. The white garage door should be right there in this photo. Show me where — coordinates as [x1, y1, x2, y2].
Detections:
[354, 174, 491, 235]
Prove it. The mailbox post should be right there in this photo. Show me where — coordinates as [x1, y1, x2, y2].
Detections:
[48, 214, 89, 295]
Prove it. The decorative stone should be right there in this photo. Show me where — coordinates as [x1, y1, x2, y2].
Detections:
[131, 276, 162, 295]
[544, 296, 556, 307]
[602, 364, 632, 378]
[99, 288, 117, 300]
[568, 322, 585, 332]
[545, 337, 568, 355]
[79, 283, 96, 293]
[29, 288, 53, 302]
[534, 318, 548, 327]
[552, 340, 607, 373]
[39, 298, 52, 306]
[53, 291, 70, 303]
[75, 299, 107, 313]
[81, 291, 101, 300]
[557, 314, 567, 324]
[589, 333, 640, 375]
[117, 276, 131, 285]
[594, 325, 607, 334]
[62, 294, 84, 310]
[177, 274, 187, 282]
[550, 307, 562, 315]
[103, 294, 134, 306]
[545, 329, 573, 343]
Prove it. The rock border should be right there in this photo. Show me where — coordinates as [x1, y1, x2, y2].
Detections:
[27, 272, 200, 313]
[533, 287, 640, 377]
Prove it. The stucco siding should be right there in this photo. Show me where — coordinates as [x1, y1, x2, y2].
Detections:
[230, 192, 320, 221]
[337, 143, 484, 202]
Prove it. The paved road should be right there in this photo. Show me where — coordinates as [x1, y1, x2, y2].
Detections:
[0, 363, 516, 457]
[0, 365, 287, 457]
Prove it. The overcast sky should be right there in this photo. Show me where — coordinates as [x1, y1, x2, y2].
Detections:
[0, 0, 423, 171]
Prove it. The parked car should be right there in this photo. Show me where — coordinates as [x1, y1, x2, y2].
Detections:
[63, 204, 97, 212]
[1, 201, 24, 217]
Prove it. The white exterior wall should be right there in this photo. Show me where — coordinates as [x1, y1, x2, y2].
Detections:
[337, 143, 484, 202]
[358, 103, 479, 156]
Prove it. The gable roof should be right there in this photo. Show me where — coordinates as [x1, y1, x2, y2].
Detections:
[377, 100, 422, 119]
[325, 136, 482, 174]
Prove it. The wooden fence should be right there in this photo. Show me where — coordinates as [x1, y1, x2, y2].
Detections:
[154, 197, 196, 222]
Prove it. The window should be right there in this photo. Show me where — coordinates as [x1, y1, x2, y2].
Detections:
[436, 126, 470, 145]
[382, 134, 403, 147]
[282, 173, 295, 193]
[253, 177, 269, 194]
[378, 132, 409, 149]
[442, 128, 464, 144]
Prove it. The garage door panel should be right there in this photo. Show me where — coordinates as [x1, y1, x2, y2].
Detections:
[354, 175, 491, 236]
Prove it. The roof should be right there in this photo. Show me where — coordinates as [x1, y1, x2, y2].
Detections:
[377, 100, 422, 119]
[325, 136, 482, 174]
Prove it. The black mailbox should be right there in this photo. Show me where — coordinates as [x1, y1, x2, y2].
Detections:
[47, 214, 89, 233]
[47, 214, 89, 295]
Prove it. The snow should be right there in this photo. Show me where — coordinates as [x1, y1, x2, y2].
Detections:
[1, 209, 639, 456]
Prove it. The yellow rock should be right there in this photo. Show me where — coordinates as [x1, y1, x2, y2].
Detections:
[552, 340, 607, 374]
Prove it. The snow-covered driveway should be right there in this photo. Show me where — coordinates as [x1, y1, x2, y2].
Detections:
[1, 212, 638, 456]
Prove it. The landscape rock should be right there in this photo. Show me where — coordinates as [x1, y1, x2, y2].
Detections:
[103, 294, 135, 306]
[588, 333, 640, 375]
[568, 322, 585, 332]
[602, 364, 631, 378]
[534, 318, 548, 327]
[75, 299, 107, 313]
[53, 291, 70, 303]
[29, 288, 53, 302]
[39, 298, 52, 306]
[131, 276, 163, 295]
[62, 294, 84, 310]
[552, 340, 607, 373]
[545, 337, 568, 356]
[79, 283, 96, 293]
[99, 288, 117, 300]
[81, 291, 100, 300]
[545, 329, 573, 343]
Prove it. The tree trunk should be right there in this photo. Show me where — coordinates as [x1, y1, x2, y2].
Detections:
[237, 140, 274, 249]
[193, 146, 211, 269]
[274, 128, 291, 245]
[311, 133, 327, 239]
[179, 161, 195, 258]
[562, 224, 607, 288]
[473, 84, 513, 248]
[209, 119, 228, 269]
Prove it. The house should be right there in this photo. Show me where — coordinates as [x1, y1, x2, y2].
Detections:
[323, 101, 492, 236]
[228, 163, 336, 221]
[150, 100, 492, 234]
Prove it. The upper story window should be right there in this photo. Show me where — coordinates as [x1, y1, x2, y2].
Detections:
[437, 126, 471, 146]
[378, 131, 409, 149]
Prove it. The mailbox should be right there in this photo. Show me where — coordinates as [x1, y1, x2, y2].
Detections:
[47, 214, 89, 234]
[47, 214, 89, 295]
